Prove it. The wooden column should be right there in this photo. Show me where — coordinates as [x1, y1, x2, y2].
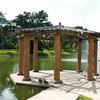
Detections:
[87, 36, 96, 80]
[18, 37, 24, 75]
[23, 35, 31, 81]
[93, 39, 97, 75]
[77, 38, 82, 72]
[54, 32, 62, 83]
[33, 38, 39, 72]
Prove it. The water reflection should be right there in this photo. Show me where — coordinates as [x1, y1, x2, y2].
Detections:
[0, 88, 17, 100]
[61, 58, 87, 62]
[0, 50, 88, 100]
[0, 55, 45, 100]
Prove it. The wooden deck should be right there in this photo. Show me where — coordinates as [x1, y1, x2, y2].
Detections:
[10, 70, 100, 100]
[10, 71, 53, 87]
[28, 88, 79, 100]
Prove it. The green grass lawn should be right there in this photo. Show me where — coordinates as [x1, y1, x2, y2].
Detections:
[77, 95, 92, 100]
[0, 49, 18, 56]
[0, 49, 73, 57]
[39, 49, 72, 56]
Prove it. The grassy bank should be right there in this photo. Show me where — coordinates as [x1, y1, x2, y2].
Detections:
[39, 49, 72, 57]
[77, 95, 92, 100]
[0, 49, 73, 57]
[0, 49, 18, 56]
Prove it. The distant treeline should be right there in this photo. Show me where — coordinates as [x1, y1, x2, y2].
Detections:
[0, 10, 86, 52]
[0, 10, 52, 49]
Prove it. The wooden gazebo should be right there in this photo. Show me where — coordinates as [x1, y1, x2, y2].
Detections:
[15, 24, 100, 83]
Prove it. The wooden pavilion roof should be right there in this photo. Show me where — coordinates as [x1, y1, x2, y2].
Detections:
[14, 24, 100, 39]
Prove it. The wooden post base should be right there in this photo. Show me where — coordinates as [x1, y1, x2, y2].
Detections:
[23, 78, 31, 81]
[87, 77, 96, 81]
[53, 80, 63, 84]
[77, 70, 83, 73]
[17, 73, 23, 75]
[60, 68, 63, 71]
[33, 70, 39, 72]
[93, 73, 99, 76]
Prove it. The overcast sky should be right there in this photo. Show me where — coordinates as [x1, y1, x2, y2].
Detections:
[0, 0, 99, 31]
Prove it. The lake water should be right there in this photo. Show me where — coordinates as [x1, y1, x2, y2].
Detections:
[0, 40, 89, 100]
[0, 51, 88, 100]
[0, 55, 45, 100]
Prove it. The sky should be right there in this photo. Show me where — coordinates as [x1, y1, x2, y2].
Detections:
[0, 0, 100, 32]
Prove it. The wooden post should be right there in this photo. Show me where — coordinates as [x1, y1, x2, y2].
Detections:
[87, 36, 96, 80]
[23, 35, 31, 81]
[77, 38, 82, 72]
[33, 38, 39, 72]
[93, 39, 97, 75]
[18, 37, 24, 75]
[54, 32, 62, 83]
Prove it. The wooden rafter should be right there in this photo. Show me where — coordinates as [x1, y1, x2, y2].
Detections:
[14, 25, 100, 40]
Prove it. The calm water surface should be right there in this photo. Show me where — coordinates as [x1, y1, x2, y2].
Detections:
[0, 55, 45, 100]
[0, 52, 87, 100]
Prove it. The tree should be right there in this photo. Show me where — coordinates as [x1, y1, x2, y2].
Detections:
[13, 10, 52, 28]
[0, 10, 53, 50]
[12, 10, 53, 51]
[0, 11, 17, 49]
[0, 12, 8, 26]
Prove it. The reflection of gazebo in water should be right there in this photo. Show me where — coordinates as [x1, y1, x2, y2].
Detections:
[14, 23, 100, 83]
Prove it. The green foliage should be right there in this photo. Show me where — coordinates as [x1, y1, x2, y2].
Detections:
[62, 41, 76, 52]
[0, 11, 17, 49]
[38, 49, 72, 57]
[38, 51, 48, 56]
[49, 50, 54, 55]
[0, 10, 53, 50]
[0, 25, 17, 49]
[77, 95, 92, 100]
[0, 12, 8, 25]
[0, 10, 77, 52]
[43, 49, 49, 55]
[13, 10, 52, 28]
[12, 10, 53, 51]
[39, 35, 54, 51]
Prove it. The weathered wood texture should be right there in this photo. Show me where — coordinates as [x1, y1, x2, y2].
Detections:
[87, 36, 96, 80]
[15, 25, 99, 81]
[33, 39, 39, 72]
[14, 25, 100, 38]
[23, 35, 31, 81]
[54, 32, 61, 81]
[93, 40, 97, 75]
[18, 37, 24, 75]
[77, 38, 82, 72]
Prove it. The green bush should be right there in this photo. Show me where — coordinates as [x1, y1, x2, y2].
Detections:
[43, 49, 49, 55]
[49, 50, 54, 55]
[38, 51, 48, 56]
